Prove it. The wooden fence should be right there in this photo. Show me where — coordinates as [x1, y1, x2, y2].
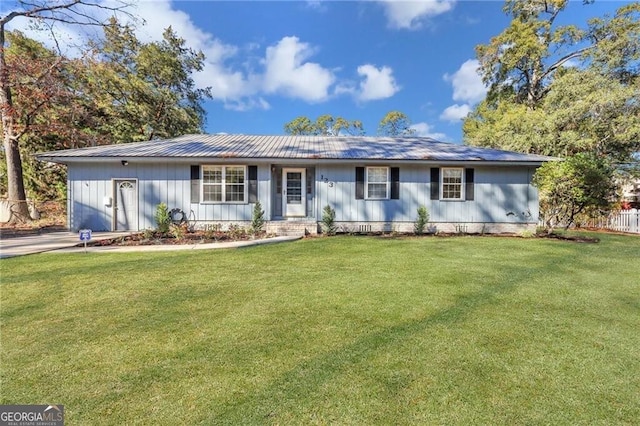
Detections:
[588, 209, 640, 234]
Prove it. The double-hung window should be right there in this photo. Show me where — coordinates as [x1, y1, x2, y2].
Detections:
[366, 166, 389, 199]
[441, 168, 463, 200]
[202, 165, 246, 203]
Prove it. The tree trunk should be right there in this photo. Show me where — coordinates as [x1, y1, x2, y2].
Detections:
[1, 24, 31, 223]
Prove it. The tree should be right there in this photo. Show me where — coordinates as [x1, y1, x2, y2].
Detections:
[0, 0, 133, 222]
[86, 19, 211, 143]
[1, 14, 213, 205]
[464, 1, 640, 229]
[533, 153, 617, 230]
[475, 1, 640, 109]
[0, 31, 101, 201]
[284, 115, 364, 136]
[377, 111, 416, 136]
[284, 116, 316, 135]
[464, 68, 640, 160]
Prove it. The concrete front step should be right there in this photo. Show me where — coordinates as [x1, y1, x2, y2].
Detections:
[267, 220, 318, 236]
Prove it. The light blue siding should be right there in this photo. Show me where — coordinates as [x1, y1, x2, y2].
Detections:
[316, 164, 538, 224]
[67, 161, 539, 231]
[67, 162, 272, 231]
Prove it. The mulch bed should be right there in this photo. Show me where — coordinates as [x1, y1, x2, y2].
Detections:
[87, 231, 263, 247]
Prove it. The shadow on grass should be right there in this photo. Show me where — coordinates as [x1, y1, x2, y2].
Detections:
[206, 261, 543, 423]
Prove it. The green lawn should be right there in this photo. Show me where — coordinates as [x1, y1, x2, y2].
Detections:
[1, 234, 639, 425]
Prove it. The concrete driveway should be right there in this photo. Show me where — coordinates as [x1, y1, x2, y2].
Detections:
[0, 231, 129, 259]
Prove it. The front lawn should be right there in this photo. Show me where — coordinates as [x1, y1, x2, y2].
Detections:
[1, 234, 639, 424]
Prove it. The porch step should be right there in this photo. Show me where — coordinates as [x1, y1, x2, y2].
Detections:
[267, 220, 318, 236]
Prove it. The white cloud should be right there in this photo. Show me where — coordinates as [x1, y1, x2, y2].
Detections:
[262, 36, 335, 102]
[224, 97, 271, 112]
[379, 0, 456, 30]
[439, 104, 471, 122]
[411, 122, 448, 141]
[305, 1, 328, 12]
[356, 64, 400, 101]
[440, 59, 487, 123]
[7, 0, 401, 110]
[130, 0, 256, 101]
[443, 59, 487, 104]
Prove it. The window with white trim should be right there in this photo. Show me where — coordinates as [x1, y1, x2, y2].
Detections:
[202, 165, 246, 203]
[441, 168, 463, 200]
[366, 166, 389, 199]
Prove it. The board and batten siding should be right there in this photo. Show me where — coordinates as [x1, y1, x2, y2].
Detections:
[67, 161, 539, 232]
[315, 164, 539, 227]
[67, 162, 271, 231]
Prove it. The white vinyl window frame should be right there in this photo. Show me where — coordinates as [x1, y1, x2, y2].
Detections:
[441, 167, 464, 200]
[366, 166, 390, 200]
[201, 165, 247, 204]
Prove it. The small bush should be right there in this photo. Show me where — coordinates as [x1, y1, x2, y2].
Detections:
[321, 205, 337, 236]
[414, 205, 430, 235]
[142, 228, 156, 241]
[228, 224, 247, 240]
[154, 203, 171, 235]
[169, 222, 189, 240]
[251, 201, 265, 235]
[519, 229, 536, 238]
[204, 224, 223, 241]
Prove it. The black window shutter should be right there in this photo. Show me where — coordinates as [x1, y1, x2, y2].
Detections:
[430, 168, 440, 200]
[390, 167, 400, 199]
[190, 165, 200, 203]
[355, 167, 365, 199]
[465, 168, 475, 201]
[248, 165, 258, 203]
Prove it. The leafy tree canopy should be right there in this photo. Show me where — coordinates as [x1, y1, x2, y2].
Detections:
[86, 18, 212, 143]
[466, 0, 640, 228]
[377, 111, 416, 136]
[0, 0, 135, 221]
[533, 153, 618, 229]
[284, 115, 364, 136]
[0, 18, 212, 201]
[475, 1, 640, 108]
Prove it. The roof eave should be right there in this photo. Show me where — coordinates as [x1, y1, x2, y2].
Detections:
[35, 155, 552, 167]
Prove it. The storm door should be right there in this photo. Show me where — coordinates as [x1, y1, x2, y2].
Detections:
[282, 168, 306, 217]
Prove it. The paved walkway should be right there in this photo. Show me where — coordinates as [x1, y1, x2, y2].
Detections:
[0, 232, 301, 259]
[0, 231, 129, 259]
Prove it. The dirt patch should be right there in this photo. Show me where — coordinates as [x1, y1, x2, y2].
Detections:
[539, 232, 600, 243]
[0, 201, 67, 238]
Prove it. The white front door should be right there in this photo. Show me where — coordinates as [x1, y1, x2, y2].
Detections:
[114, 179, 137, 231]
[283, 168, 306, 217]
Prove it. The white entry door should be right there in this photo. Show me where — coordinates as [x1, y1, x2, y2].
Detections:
[114, 180, 137, 231]
[283, 168, 306, 217]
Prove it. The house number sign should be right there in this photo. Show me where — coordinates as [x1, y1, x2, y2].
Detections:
[320, 175, 334, 187]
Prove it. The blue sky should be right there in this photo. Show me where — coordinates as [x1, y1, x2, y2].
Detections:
[5, 0, 628, 142]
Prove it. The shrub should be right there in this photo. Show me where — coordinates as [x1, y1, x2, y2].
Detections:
[204, 224, 222, 241]
[154, 203, 171, 235]
[321, 205, 337, 236]
[169, 222, 189, 240]
[414, 205, 430, 235]
[251, 201, 265, 235]
[519, 229, 535, 238]
[228, 224, 247, 240]
[142, 228, 156, 241]
[533, 153, 617, 232]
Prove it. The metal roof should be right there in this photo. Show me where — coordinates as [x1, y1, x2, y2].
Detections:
[36, 134, 555, 164]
